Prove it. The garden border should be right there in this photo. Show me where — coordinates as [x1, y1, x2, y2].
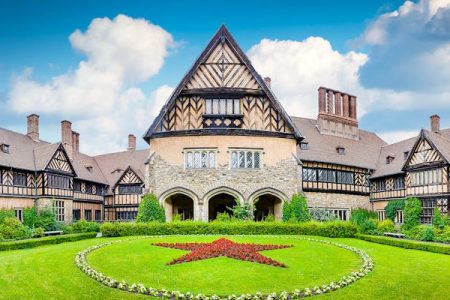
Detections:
[0, 232, 97, 251]
[75, 235, 374, 299]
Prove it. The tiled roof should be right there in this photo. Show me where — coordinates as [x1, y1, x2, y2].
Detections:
[291, 117, 387, 170]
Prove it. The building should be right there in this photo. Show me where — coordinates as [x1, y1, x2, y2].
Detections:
[0, 26, 448, 223]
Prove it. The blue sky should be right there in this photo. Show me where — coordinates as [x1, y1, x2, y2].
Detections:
[0, 0, 449, 154]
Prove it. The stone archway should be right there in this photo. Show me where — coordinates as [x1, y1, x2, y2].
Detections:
[159, 187, 199, 221]
[249, 188, 287, 221]
[203, 187, 244, 221]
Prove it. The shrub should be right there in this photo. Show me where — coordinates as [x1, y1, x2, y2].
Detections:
[171, 214, 182, 222]
[309, 207, 337, 222]
[100, 220, 357, 238]
[385, 199, 405, 222]
[35, 206, 57, 230]
[434, 226, 450, 244]
[23, 207, 38, 228]
[136, 194, 165, 223]
[0, 217, 32, 240]
[421, 226, 435, 241]
[72, 220, 100, 233]
[0, 210, 15, 224]
[263, 214, 275, 222]
[377, 219, 396, 234]
[403, 198, 422, 230]
[34, 227, 45, 238]
[350, 208, 377, 226]
[229, 199, 254, 221]
[432, 207, 445, 229]
[358, 218, 378, 234]
[215, 212, 232, 222]
[356, 234, 450, 255]
[0, 232, 96, 251]
[283, 194, 310, 222]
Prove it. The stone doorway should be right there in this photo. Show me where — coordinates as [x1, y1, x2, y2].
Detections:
[254, 194, 283, 221]
[164, 194, 194, 221]
[208, 193, 237, 221]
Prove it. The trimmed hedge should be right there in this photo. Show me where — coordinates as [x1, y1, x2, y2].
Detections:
[100, 221, 357, 238]
[0, 232, 97, 251]
[357, 234, 450, 255]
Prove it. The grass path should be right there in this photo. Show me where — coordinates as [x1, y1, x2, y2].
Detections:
[0, 236, 448, 299]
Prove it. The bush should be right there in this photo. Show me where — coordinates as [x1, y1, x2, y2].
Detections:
[34, 227, 45, 238]
[136, 194, 165, 223]
[358, 218, 378, 234]
[350, 208, 377, 226]
[434, 226, 450, 243]
[72, 220, 100, 233]
[0, 217, 32, 240]
[171, 214, 182, 222]
[0, 210, 15, 224]
[357, 234, 450, 255]
[309, 207, 337, 222]
[421, 226, 435, 241]
[385, 199, 405, 222]
[432, 207, 446, 229]
[0, 232, 97, 251]
[100, 220, 357, 238]
[229, 199, 254, 221]
[403, 197, 422, 230]
[377, 219, 396, 234]
[283, 194, 310, 222]
[35, 206, 57, 230]
[263, 214, 275, 222]
[23, 207, 38, 228]
[215, 212, 232, 222]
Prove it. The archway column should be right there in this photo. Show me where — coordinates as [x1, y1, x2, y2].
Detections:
[202, 186, 245, 222]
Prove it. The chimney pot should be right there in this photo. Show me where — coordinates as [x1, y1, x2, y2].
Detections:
[128, 134, 136, 151]
[61, 120, 73, 159]
[430, 114, 440, 133]
[263, 77, 271, 88]
[72, 131, 80, 152]
[318, 87, 326, 113]
[27, 114, 40, 142]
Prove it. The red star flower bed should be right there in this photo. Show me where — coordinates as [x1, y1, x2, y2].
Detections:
[152, 237, 293, 267]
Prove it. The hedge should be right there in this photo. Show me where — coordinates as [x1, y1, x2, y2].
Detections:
[100, 221, 357, 238]
[0, 232, 97, 251]
[357, 234, 450, 255]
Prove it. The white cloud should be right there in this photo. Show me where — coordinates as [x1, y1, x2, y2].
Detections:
[7, 15, 174, 154]
[378, 130, 418, 144]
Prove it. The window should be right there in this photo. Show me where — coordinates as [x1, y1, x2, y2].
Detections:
[47, 174, 70, 189]
[116, 211, 138, 221]
[73, 209, 81, 221]
[96, 185, 104, 196]
[118, 184, 142, 194]
[85, 209, 92, 221]
[185, 150, 216, 169]
[378, 180, 386, 191]
[331, 209, 349, 221]
[85, 184, 92, 194]
[377, 210, 386, 221]
[302, 168, 317, 181]
[95, 210, 101, 221]
[403, 151, 409, 160]
[300, 142, 309, 150]
[205, 99, 240, 115]
[74, 180, 81, 192]
[54, 201, 65, 222]
[13, 172, 26, 186]
[1, 144, 10, 154]
[386, 156, 395, 164]
[421, 199, 435, 224]
[230, 150, 261, 169]
[411, 169, 442, 186]
[336, 146, 345, 155]
[395, 210, 403, 224]
[318, 169, 336, 183]
[393, 177, 405, 190]
[14, 208, 23, 222]
[336, 171, 354, 184]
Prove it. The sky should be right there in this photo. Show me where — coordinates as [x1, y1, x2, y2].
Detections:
[0, 0, 449, 155]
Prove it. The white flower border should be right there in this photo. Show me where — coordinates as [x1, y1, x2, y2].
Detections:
[75, 236, 374, 299]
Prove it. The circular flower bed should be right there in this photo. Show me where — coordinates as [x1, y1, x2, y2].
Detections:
[75, 236, 374, 299]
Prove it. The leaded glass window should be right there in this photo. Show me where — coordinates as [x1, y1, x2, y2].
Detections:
[230, 150, 262, 169]
[185, 149, 217, 169]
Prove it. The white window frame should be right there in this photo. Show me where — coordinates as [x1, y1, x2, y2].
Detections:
[229, 148, 263, 170]
[184, 148, 217, 170]
[14, 208, 23, 222]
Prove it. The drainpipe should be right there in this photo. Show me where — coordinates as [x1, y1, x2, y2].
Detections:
[32, 149, 38, 212]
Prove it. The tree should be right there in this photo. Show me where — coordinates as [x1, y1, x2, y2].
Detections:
[283, 194, 310, 222]
[403, 197, 422, 230]
[136, 194, 166, 223]
[229, 199, 254, 221]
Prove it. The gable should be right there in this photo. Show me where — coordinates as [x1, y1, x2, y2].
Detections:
[185, 40, 259, 90]
[144, 25, 302, 142]
[46, 149, 75, 175]
[405, 135, 444, 168]
[118, 168, 142, 185]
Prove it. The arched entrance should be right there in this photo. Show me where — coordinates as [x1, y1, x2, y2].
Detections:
[254, 194, 283, 221]
[164, 194, 194, 221]
[208, 193, 237, 221]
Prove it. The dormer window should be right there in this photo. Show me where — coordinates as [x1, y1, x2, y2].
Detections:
[112, 168, 122, 173]
[386, 155, 395, 164]
[1, 144, 10, 154]
[85, 165, 93, 172]
[205, 99, 240, 115]
[336, 146, 345, 155]
[403, 151, 409, 160]
[300, 142, 309, 150]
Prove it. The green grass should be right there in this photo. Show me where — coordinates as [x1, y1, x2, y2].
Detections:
[0, 235, 448, 299]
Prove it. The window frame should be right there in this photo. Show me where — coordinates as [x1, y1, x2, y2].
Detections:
[205, 98, 241, 115]
[229, 149, 263, 170]
[53, 200, 65, 222]
[184, 148, 217, 170]
[13, 172, 27, 187]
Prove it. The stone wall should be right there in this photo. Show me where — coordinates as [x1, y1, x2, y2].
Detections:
[147, 154, 301, 221]
[38, 198, 73, 223]
[304, 191, 370, 210]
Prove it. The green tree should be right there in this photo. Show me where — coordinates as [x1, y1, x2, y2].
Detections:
[0, 209, 15, 224]
[432, 207, 445, 229]
[403, 197, 422, 230]
[385, 199, 405, 222]
[229, 199, 254, 221]
[136, 194, 165, 223]
[283, 194, 310, 222]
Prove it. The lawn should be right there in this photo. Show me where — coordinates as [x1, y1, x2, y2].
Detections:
[0, 235, 448, 299]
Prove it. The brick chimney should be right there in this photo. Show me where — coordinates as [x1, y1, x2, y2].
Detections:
[430, 114, 440, 133]
[61, 120, 73, 159]
[72, 131, 80, 152]
[128, 134, 136, 151]
[27, 114, 39, 142]
[264, 77, 271, 88]
[317, 87, 359, 140]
